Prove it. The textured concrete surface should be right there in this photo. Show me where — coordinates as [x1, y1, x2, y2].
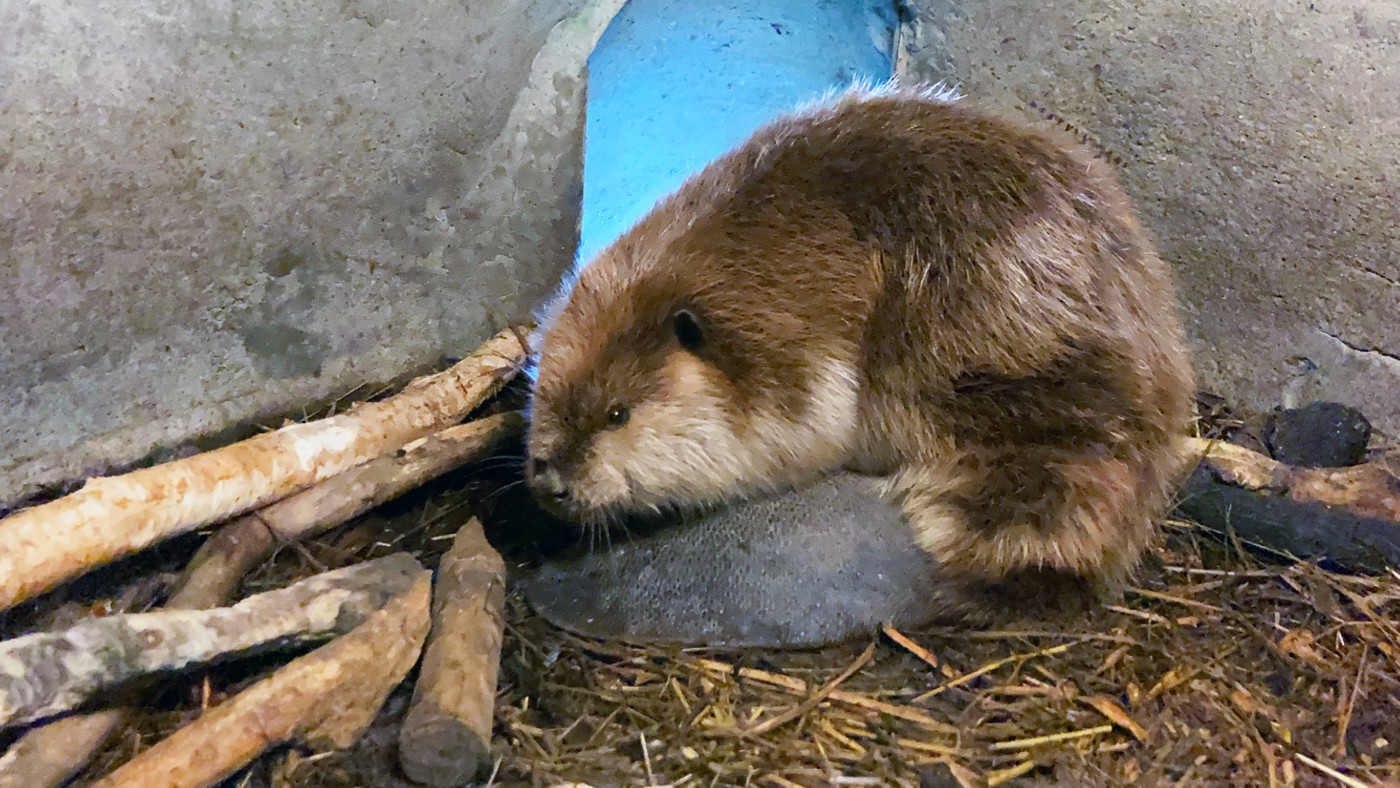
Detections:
[0, 0, 621, 509]
[904, 0, 1399, 438]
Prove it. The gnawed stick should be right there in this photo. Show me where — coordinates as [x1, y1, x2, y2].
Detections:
[1183, 436, 1400, 522]
[0, 711, 126, 788]
[0, 413, 522, 786]
[174, 411, 522, 610]
[397, 517, 507, 786]
[1176, 437, 1400, 571]
[0, 326, 527, 613]
[0, 553, 424, 728]
[91, 571, 432, 788]
[0, 586, 167, 788]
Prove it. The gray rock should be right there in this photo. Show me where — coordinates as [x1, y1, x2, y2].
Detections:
[1264, 401, 1372, 467]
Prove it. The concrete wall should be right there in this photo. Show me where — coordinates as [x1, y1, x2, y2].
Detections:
[902, 0, 1399, 438]
[2, 0, 1393, 509]
[0, 0, 623, 509]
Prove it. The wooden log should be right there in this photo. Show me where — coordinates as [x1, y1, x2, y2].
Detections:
[89, 571, 432, 788]
[0, 711, 126, 788]
[0, 327, 527, 613]
[172, 412, 521, 610]
[0, 413, 519, 787]
[0, 553, 424, 728]
[1183, 436, 1400, 522]
[1173, 467, 1400, 572]
[1176, 437, 1400, 572]
[397, 517, 507, 786]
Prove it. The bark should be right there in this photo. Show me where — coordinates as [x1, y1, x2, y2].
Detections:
[397, 517, 507, 786]
[0, 554, 424, 728]
[1183, 436, 1400, 521]
[0, 327, 527, 613]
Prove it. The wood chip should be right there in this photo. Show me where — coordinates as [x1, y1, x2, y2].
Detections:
[1082, 695, 1148, 742]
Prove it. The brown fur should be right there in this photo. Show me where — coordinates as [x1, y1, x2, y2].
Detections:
[525, 82, 1196, 597]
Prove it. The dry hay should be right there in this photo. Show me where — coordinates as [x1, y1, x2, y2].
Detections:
[253, 512, 1400, 787]
[484, 534, 1400, 787]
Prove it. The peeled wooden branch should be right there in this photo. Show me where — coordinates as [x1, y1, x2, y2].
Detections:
[1183, 436, 1400, 521]
[1176, 437, 1400, 571]
[0, 711, 127, 788]
[91, 571, 431, 788]
[0, 413, 523, 786]
[0, 554, 424, 729]
[173, 411, 522, 611]
[397, 517, 507, 786]
[0, 327, 527, 613]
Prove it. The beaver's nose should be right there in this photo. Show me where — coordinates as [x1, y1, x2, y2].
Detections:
[526, 456, 570, 502]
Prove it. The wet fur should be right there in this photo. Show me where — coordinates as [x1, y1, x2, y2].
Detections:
[526, 80, 1196, 596]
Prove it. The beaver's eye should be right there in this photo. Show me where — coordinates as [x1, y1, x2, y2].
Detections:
[605, 404, 630, 428]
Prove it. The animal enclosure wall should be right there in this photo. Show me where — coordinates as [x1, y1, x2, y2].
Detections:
[1, 0, 1395, 511]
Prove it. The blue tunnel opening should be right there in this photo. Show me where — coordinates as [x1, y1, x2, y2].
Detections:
[576, 0, 902, 269]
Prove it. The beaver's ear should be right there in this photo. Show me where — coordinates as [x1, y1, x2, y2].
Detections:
[671, 309, 704, 352]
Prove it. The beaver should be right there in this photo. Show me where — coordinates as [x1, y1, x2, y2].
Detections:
[523, 80, 1196, 601]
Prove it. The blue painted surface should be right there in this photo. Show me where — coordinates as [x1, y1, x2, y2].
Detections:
[577, 0, 900, 267]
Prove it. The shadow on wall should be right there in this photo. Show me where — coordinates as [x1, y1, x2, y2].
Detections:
[577, 0, 903, 268]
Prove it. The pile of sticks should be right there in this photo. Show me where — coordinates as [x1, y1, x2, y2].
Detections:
[0, 327, 531, 788]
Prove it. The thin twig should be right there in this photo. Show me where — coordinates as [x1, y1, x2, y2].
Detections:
[989, 724, 1115, 751]
[736, 643, 876, 737]
[690, 657, 957, 735]
[881, 625, 939, 669]
[914, 644, 1077, 703]
[1293, 752, 1373, 788]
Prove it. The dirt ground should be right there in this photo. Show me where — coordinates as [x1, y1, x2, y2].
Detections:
[0, 385, 1391, 788]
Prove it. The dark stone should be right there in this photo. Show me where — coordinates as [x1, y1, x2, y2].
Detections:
[1263, 401, 1371, 467]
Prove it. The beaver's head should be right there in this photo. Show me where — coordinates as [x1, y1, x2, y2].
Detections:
[524, 237, 862, 527]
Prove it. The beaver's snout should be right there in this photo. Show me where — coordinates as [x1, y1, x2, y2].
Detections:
[525, 456, 571, 504]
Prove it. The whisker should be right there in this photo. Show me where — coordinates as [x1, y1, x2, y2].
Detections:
[473, 479, 527, 507]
